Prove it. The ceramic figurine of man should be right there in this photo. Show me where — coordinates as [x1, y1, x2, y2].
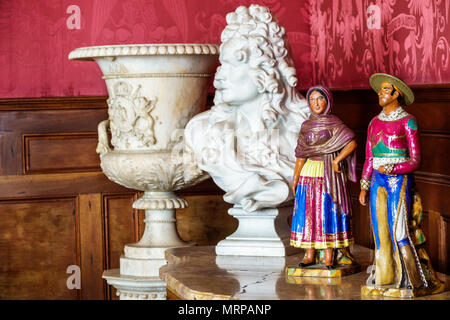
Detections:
[359, 73, 443, 297]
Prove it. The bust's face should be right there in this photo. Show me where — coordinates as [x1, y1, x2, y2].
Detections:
[214, 38, 259, 106]
[377, 81, 399, 107]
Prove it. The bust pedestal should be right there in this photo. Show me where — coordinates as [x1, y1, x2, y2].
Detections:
[216, 205, 300, 257]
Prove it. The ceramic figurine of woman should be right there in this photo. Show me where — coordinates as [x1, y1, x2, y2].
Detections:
[290, 86, 357, 269]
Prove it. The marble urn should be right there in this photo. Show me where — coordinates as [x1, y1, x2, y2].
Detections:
[69, 43, 219, 299]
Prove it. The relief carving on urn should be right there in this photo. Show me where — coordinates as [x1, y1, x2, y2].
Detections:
[106, 81, 157, 150]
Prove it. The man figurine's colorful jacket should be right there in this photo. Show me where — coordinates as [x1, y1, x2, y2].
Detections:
[362, 106, 420, 180]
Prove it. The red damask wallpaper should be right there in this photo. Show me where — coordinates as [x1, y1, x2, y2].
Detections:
[311, 0, 450, 88]
[0, 0, 311, 98]
[0, 0, 449, 98]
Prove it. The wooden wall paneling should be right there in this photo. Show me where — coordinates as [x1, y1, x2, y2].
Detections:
[0, 97, 108, 111]
[420, 211, 450, 275]
[0, 197, 80, 299]
[0, 97, 146, 300]
[0, 130, 21, 176]
[103, 193, 140, 300]
[0, 172, 134, 199]
[442, 216, 450, 275]
[22, 133, 100, 174]
[79, 193, 105, 300]
[415, 181, 450, 221]
[350, 197, 374, 250]
[0, 108, 108, 175]
[176, 195, 236, 246]
[422, 211, 441, 271]
[418, 133, 450, 177]
[138, 208, 146, 241]
[136, 192, 145, 241]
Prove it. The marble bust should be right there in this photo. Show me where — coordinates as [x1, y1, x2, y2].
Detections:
[185, 5, 310, 213]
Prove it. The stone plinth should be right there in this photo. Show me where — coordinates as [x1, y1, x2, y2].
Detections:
[103, 269, 166, 300]
[215, 205, 301, 257]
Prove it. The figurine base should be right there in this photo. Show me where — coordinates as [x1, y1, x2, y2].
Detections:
[285, 264, 361, 278]
[361, 282, 446, 298]
[285, 275, 343, 285]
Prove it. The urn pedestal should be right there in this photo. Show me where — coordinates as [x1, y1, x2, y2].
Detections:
[69, 44, 219, 300]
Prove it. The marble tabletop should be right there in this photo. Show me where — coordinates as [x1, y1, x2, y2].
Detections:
[159, 244, 450, 300]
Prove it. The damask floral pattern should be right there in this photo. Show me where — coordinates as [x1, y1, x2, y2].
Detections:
[310, 0, 450, 88]
[0, 0, 449, 97]
[0, 0, 311, 97]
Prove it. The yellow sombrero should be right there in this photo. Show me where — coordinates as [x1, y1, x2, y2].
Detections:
[369, 73, 414, 105]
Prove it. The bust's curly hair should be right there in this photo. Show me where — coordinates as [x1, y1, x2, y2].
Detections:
[215, 4, 304, 127]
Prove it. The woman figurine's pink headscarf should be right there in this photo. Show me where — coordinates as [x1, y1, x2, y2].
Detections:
[295, 85, 357, 215]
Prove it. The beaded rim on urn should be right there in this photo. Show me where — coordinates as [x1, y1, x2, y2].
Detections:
[68, 43, 220, 61]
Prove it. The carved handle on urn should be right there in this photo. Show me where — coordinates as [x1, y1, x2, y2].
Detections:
[96, 120, 112, 155]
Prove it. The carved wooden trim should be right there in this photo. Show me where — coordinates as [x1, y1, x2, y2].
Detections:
[79, 193, 106, 299]
[0, 172, 134, 200]
[0, 96, 108, 111]
[414, 171, 450, 186]
[22, 132, 101, 174]
[0, 83, 447, 111]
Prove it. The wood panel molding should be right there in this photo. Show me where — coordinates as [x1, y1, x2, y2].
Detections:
[0, 196, 81, 299]
[79, 194, 105, 300]
[22, 132, 101, 174]
[414, 171, 450, 187]
[0, 96, 108, 111]
[0, 172, 134, 200]
[102, 193, 141, 300]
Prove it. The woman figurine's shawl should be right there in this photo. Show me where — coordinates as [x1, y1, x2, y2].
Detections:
[295, 114, 355, 160]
